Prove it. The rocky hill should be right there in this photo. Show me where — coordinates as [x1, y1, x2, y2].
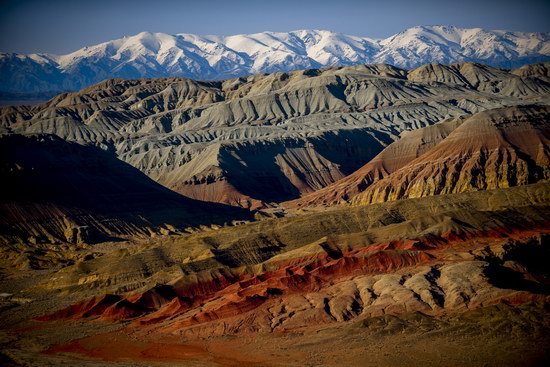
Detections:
[286, 116, 465, 207]
[289, 104, 550, 208]
[2, 62, 549, 210]
[354, 105, 550, 204]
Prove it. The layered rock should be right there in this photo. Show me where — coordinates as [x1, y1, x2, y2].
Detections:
[353, 105, 550, 204]
[2, 62, 549, 209]
[31, 183, 550, 337]
[289, 104, 550, 208]
[286, 117, 465, 207]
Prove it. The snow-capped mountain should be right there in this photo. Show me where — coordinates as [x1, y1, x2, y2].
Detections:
[1, 26, 549, 94]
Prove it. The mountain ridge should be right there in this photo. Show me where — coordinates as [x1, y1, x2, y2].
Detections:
[2, 25, 549, 94]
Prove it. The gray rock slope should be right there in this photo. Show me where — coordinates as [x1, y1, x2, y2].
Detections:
[2, 62, 550, 208]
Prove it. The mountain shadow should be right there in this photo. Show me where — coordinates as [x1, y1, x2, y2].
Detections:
[0, 134, 254, 244]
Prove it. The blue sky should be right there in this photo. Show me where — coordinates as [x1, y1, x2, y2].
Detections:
[1, 0, 549, 54]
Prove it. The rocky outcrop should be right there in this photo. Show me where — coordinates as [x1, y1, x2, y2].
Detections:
[511, 61, 550, 80]
[289, 104, 550, 208]
[408, 62, 550, 97]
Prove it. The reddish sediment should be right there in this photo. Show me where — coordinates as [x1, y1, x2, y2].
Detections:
[37, 224, 548, 328]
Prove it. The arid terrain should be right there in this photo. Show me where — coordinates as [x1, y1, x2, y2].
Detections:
[1, 61, 549, 366]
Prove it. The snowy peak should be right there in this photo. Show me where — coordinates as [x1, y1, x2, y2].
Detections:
[381, 25, 550, 61]
[1, 26, 549, 93]
[380, 25, 464, 47]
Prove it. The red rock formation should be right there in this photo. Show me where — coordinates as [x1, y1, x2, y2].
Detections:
[36, 294, 122, 321]
[37, 222, 550, 329]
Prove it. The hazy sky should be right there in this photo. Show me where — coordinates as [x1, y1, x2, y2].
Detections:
[1, 0, 549, 54]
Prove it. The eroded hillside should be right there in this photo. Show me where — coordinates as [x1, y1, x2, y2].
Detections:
[2, 62, 549, 210]
[289, 104, 550, 208]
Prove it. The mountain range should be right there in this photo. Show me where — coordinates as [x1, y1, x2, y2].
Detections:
[1, 25, 550, 95]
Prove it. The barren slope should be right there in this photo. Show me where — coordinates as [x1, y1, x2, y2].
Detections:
[353, 105, 550, 204]
[288, 104, 550, 208]
[2, 62, 550, 209]
[0, 133, 252, 251]
[287, 117, 465, 207]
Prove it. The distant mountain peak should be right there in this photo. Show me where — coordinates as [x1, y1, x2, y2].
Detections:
[1, 26, 549, 94]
